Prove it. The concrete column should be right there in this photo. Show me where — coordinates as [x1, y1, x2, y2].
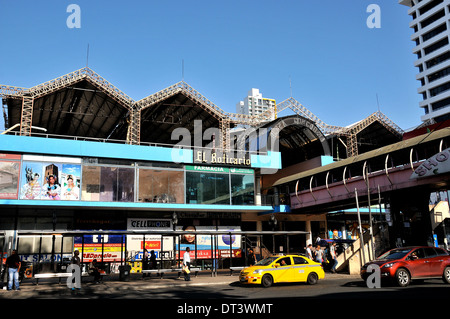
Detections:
[305, 220, 312, 246]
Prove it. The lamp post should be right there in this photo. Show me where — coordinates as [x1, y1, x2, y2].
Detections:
[172, 212, 178, 266]
[269, 214, 277, 254]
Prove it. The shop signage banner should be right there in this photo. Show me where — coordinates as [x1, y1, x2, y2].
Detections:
[410, 147, 450, 179]
[185, 165, 254, 175]
[185, 165, 229, 173]
[127, 218, 172, 230]
[193, 150, 251, 166]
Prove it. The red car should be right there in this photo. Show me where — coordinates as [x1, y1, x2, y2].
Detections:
[360, 246, 450, 287]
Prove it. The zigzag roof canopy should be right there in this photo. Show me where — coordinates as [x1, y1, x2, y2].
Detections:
[1, 67, 404, 157]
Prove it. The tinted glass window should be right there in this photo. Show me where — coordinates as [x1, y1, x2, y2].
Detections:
[186, 171, 230, 204]
[424, 247, 437, 258]
[293, 257, 308, 265]
[379, 248, 412, 260]
[434, 248, 449, 256]
[231, 174, 254, 205]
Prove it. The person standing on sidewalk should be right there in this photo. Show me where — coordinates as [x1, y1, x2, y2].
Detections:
[183, 247, 191, 281]
[142, 249, 149, 278]
[247, 248, 257, 266]
[6, 250, 21, 291]
[70, 250, 82, 290]
[315, 245, 324, 264]
[306, 244, 313, 260]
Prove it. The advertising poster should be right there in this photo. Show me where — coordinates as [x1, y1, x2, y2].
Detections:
[0, 154, 21, 199]
[19, 161, 46, 200]
[126, 218, 174, 261]
[61, 163, 81, 200]
[176, 226, 242, 259]
[74, 234, 125, 262]
[19, 160, 81, 200]
[126, 235, 174, 261]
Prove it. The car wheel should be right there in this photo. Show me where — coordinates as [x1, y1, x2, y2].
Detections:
[442, 267, 450, 284]
[261, 274, 273, 288]
[395, 268, 410, 287]
[307, 272, 318, 285]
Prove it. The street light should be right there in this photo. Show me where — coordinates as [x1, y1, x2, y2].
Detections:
[172, 212, 178, 266]
[269, 214, 278, 254]
[172, 212, 178, 230]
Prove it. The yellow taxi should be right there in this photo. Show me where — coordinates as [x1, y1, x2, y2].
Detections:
[239, 254, 325, 287]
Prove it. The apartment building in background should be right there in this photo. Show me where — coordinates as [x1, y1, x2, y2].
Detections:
[400, 0, 450, 123]
[236, 88, 276, 120]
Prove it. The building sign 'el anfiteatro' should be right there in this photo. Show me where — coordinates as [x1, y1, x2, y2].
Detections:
[194, 150, 251, 166]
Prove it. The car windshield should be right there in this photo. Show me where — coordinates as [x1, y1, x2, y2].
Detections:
[255, 257, 279, 266]
[378, 248, 412, 260]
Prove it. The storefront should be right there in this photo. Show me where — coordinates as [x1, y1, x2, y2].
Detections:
[0, 134, 283, 274]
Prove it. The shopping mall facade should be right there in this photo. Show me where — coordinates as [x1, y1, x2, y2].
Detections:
[0, 67, 410, 274]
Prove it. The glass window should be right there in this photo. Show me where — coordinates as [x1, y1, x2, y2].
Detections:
[82, 166, 135, 202]
[81, 166, 100, 201]
[138, 169, 184, 203]
[118, 168, 135, 202]
[231, 174, 254, 205]
[293, 257, 308, 264]
[100, 167, 117, 201]
[186, 171, 230, 204]
[435, 248, 449, 256]
[276, 257, 291, 266]
[424, 247, 437, 258]
[138, 169, 153, 202]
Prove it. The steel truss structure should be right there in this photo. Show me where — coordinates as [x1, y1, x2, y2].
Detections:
[0, 67, 404, 157]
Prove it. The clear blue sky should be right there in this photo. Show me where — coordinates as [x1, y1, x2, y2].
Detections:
[0, 0, 421, 131]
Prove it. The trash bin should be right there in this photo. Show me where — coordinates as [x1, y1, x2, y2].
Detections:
[119, 265, 131, 281]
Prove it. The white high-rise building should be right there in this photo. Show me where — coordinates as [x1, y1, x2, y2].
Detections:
[236, 88, 276, 120]
[400, 0, 450, 123]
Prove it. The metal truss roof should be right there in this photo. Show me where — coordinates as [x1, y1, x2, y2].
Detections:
[0, 67, 404, 157]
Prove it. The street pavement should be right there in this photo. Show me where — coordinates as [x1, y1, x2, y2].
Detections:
[0, 269, 359, 299]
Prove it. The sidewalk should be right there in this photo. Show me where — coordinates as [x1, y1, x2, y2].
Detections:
[0, 269, 237, 298]
[0, 270, 359, 299]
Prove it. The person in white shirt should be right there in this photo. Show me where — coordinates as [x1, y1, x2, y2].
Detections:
[306, 244, 313, 260]
[183, 247, 191, 281]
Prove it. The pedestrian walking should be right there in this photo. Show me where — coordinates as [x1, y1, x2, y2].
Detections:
[183, 247, 191, 281]
[330, 242, 338, 273]
[6, 250, 21, 291]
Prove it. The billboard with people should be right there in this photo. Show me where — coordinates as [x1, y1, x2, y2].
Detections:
[19, 158, 81, 201]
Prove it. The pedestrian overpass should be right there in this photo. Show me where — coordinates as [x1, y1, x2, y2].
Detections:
[273, 127, 450, 214]
[270, 127, 450, 273]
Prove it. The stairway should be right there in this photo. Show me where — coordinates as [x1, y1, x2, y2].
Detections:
[336, 230, 378, 275]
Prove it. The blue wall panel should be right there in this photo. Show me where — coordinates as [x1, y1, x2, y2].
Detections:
[1, 135, 193, 163]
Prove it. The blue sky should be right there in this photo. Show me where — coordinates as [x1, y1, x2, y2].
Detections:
[0, 0, 421, 131]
